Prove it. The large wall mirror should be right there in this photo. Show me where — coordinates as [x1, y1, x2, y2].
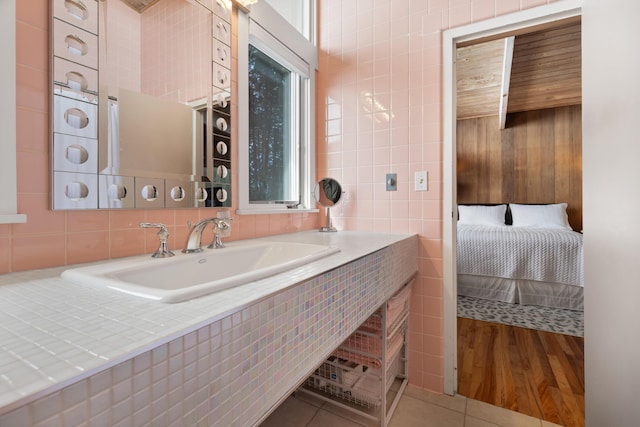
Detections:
[50, 0, 233, 210]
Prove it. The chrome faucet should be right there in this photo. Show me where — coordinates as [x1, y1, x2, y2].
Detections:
[182, 217, 231, 253]
[208, 219, 231, 249]
[140, 223, 175, 258]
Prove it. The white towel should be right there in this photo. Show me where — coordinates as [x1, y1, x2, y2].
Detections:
[104, 100, 120, 174]
[65, 145, 83, 164]
[65, 109, 83, 128]
[65, 182, 87, 200]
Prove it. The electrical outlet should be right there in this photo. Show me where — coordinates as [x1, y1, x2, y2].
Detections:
[415, 171, 427, 191]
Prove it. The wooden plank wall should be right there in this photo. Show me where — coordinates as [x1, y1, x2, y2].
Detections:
[457, 105, 582, 231]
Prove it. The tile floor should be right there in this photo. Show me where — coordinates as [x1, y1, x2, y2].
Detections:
[260, 385, 563, 427]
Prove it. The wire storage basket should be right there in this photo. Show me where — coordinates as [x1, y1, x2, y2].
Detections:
[304, 336, 406, 409]
[300, 280, 413, 426]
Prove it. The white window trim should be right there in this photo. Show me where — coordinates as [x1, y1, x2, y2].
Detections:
[0, 0, 27, 224]
[250, 2, 317, 70]
[236, 3, 317, 215]
[263, 0, 316, 44]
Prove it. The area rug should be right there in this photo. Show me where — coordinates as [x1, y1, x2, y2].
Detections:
[457, 295, 584, 337]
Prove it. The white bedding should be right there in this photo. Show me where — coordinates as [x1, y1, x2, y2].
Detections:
[457, 224, 583, 287]
[457, 275, 584, 310]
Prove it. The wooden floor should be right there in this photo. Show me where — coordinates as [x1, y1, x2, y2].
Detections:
[457, 317, 585, 427]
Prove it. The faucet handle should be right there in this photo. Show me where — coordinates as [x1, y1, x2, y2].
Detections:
[140, 223, 175, 258]
[208, 218, 232, 249]
[213, 217, 232, 229]
[140, 222, 168, 231]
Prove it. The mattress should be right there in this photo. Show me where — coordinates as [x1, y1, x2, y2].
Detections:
[457, 224, 584, 286]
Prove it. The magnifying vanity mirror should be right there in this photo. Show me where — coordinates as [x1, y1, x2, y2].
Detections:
[50, 0, 233, 210]
[314, 178, 342, 232]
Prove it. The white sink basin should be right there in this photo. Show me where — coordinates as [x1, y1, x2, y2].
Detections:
[61, 240, 340, 303]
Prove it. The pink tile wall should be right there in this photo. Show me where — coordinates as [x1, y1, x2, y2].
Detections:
[140, 0, 211, 102]
[99, 0, 142, 94]
[8, 2, 318, 275]
[317, 0, 554, 393]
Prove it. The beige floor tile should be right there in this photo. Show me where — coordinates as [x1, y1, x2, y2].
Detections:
[465, 415, 503, 427]
[466, 399, 542, 427]
[315, 400, 377, 427]
[402, 385, 468, 414]
[259, 395, 320, 427]
[307, 408, 367, 427]
[262, 388, 551, 427]
[388, 394, 465, 427]
[293, 390, 328, 409]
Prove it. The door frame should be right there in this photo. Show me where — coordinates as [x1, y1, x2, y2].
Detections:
[441, 0, 583, 395]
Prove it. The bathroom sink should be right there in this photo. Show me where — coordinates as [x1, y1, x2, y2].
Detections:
[61, 241, 340, 303]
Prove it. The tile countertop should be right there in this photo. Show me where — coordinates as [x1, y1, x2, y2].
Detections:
[0, 230, 416, 415]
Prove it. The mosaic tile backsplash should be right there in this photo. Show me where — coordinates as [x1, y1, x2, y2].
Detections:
[0, 232, 417, 426]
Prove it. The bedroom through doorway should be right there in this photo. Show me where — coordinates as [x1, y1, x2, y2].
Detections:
[454, 18, 584, 330]
[445, 6, 585, 427]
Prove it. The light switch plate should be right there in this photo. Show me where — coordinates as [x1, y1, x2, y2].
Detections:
[415, 171, 427, 191]
[386, 173, 397, 191]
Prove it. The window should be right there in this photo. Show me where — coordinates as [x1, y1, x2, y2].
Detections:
[237, 2, 317, 213]
[248, 45, 297, 204]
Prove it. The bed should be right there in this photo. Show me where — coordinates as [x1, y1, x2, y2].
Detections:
[456, 203, 584, 311]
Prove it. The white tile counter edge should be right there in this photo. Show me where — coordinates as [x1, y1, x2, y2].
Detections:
[0, 230, 416, 415]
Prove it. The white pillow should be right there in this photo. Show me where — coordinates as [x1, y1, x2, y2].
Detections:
[509, 203, 572, 230]
[458, 204, 507, 226]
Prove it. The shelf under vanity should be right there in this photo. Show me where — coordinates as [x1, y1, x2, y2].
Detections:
[299, 281, 413, 426]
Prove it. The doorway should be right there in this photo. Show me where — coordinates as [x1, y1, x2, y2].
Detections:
[441, 0, 583, 397]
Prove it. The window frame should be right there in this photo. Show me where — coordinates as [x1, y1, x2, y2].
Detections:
[236, 2, 317, 214]
[263, 0, 316, 44]
[0, 0, 27, 223]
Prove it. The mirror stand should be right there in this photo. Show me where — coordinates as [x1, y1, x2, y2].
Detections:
[314, 177, 342, 232]
[320, 206, 337, 232]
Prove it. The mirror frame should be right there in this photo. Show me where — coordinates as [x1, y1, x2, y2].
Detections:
[314, 177, 342, 232]
[49, 0, 233, 210]
[314, 177, 342, 207]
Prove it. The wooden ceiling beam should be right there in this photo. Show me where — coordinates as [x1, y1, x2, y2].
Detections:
[499, 37, 514, 130]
